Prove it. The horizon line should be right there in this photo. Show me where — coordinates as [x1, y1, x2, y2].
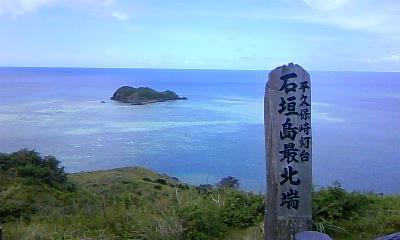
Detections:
[0, 66, 399, 73]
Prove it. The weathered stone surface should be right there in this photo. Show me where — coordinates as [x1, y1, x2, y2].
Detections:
[264, 63, 312, 240]
[376, 232, 400, 240]
[294, 231, 333, 240]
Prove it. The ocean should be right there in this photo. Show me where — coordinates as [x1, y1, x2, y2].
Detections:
[0, 67, 399, 193]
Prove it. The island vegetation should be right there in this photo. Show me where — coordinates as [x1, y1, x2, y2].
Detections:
[0, 149, 399, 240]
[111, 86, 187, 105]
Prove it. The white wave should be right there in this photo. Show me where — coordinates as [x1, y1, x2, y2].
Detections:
[314, 112, 345, 122]
[312, 101, 335, 107]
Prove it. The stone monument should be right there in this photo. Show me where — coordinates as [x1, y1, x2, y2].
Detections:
[264, 63, 312, 239]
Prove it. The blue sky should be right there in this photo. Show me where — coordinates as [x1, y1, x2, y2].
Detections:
[0, 0, 399, 71]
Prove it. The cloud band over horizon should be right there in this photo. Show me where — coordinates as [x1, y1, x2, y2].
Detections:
[0, 0, 399, 71]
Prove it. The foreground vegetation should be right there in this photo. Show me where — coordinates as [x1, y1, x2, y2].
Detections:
[0, 149, 399, 239]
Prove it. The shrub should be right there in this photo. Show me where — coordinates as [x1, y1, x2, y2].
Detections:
[178, 204, 227, 240]
[313, 182, 372, 221]
[142, 177, 153, 182]
[221, 191, 264, 228]
[0, 149, 69, 189]
[155, 178, 168, 185]
[197, 184, 213, 191]
[217, 176, 240, 189]
[178, 184, 190, 190]
[312, 182, 373, 234]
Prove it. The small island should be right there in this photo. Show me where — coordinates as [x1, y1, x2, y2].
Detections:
[110, 86, 187, 105]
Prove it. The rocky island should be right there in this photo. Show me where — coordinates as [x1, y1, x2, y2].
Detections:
[111, 86, 187, 105]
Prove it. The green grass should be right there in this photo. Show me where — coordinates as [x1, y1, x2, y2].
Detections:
[311, 183, 400, 239]
[0, 150, 264, 239]
[1, 149, 399, 239]
[327, 194, 400, 239]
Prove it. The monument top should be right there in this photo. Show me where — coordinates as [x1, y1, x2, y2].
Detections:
[267, 63, 310, 91]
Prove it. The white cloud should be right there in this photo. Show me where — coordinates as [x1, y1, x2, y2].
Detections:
[197, 1, 400, 38]
[101, 0, 114, 7]
[0, 0, 123, 17]
[301, 0, 349, 10]
[381, 55, 400, 62]
[295, 1, 400, 37]
[110, 11, 130, 21]
[0, 0, 54, 16]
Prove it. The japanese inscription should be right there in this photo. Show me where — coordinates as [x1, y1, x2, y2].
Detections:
[265, 63, 312, 240]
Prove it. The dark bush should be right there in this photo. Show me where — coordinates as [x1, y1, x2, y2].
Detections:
[217, 176, 240, 189]
[178, 184, 189, 190]
[0, 149, 71, 189]
[198, 184, 213, 190]
[196, 184, 214, 194]
[155, 178, 168, 185]
[142, 177, 153, 182]
[0, 201, 36, 222]
[171, 176, 179, 181]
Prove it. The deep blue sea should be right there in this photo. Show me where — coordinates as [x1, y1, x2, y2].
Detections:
[0, 68, 399, 193]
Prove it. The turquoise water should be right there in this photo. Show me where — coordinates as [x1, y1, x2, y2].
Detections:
[0, 68, 399, 193]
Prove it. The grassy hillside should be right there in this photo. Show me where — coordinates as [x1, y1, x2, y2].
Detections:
[0, 149, 399, 240]
[0, 149, 264, 240]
